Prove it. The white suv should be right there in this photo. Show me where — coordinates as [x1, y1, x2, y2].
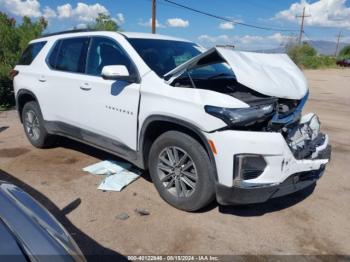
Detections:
[13, 30, 331, 211]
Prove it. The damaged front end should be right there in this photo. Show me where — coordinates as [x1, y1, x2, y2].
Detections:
[163, 45, 331, 204]
[164, 46, 331, 162]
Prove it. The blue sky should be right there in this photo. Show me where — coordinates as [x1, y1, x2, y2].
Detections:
[1, 0, 350, 50]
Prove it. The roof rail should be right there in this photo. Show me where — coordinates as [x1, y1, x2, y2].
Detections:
[40, 29, 97, 38]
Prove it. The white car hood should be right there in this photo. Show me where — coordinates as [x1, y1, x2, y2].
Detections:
[165, 47, 308, 100]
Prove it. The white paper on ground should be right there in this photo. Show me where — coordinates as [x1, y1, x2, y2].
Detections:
[83, 160, 140, 191]
[82, 160, 132, 176]
[98, 170, 140, 192]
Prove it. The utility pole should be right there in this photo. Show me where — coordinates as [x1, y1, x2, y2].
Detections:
[335, 31, 343, 57]
[152, 0, 156, 34]
[296, 7, 311, 44]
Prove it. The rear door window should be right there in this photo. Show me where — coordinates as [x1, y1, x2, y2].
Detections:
[50, 37, 90, 73]
[18, 41, 47, 65]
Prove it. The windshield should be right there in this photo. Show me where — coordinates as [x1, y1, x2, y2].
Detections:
[188, 63, 235, 80]
[127, 38, 202, 76]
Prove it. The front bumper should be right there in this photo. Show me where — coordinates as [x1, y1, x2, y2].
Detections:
[216, 165, 327, 205]
[205, 113, 331, 205]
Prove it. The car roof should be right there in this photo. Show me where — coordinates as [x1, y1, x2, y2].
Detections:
[31, 30, 193, 44]
[121, 32, 192, 42]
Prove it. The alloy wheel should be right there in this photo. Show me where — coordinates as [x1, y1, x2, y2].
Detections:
[24, 110, 41, 141]
[157, 146, 198, 198]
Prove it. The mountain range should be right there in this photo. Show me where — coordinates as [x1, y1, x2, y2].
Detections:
[258, 40, 350, 56]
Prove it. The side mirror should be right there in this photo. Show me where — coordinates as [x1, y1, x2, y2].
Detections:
[101, 65, 138, 83]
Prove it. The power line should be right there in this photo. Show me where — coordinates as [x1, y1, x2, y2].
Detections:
[162, 0, 299, 32]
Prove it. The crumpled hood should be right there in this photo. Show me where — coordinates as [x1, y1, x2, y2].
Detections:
[164, 47, 308, 100]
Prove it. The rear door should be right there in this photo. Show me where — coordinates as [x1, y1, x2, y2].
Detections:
[44, 37, 90, 126]
[78, 36, 141, 150]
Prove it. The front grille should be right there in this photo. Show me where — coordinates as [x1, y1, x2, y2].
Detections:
[288, 133, 325, 160]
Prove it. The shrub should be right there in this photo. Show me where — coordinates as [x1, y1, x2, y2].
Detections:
[338, 45, 350, 59]
[0, 13, 47, 110]
[0, 80, 14, 111]
[287, 42, 336, 69]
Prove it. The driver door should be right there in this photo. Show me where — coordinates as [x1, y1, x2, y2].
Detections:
[80, 36, 141, 151]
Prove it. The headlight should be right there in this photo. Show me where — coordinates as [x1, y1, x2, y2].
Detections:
[205, 103, 275, 128]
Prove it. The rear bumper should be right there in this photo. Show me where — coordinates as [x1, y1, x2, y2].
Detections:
[216, 166, 326, 205]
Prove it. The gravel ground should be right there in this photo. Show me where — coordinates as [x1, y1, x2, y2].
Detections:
[0, 69, 349, 259]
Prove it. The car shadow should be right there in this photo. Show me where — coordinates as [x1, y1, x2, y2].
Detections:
[217, 183, 316, 217]
[0, 126, 9, 133]
[58, 137, 151, 183]
[0, 169, 128, 262]
[193, 183, 316, 216]
[52, 137, 314, 216]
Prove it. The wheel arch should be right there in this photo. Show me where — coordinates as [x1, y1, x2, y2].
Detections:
[16, 89, 40, 122]
[139, 115, 218, 181]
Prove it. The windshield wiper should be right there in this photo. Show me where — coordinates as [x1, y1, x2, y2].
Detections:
[206, 73, 234, 80]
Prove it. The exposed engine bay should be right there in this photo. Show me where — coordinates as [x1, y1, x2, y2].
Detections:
[170, 74, 329, 160]
[171, 74, 301, 130]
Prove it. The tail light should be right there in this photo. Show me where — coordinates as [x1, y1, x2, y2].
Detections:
[9, 69, 19, 80]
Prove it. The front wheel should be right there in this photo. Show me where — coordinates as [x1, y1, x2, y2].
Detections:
[148, 131, 215, 211]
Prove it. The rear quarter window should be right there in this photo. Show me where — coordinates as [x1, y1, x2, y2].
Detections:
[18, 41, 47, 65]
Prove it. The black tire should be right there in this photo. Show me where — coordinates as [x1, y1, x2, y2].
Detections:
[22, 101, 57, 148]
[148, 130, 215, 211]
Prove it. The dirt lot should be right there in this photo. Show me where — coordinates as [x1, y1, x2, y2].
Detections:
[0, 69, 349, 258]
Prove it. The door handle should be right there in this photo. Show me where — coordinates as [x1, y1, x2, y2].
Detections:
[38, 75, 46, 82]
[80, 83, 91, 91]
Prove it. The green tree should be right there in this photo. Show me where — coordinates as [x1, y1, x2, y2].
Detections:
[338, 45, 350, 59]
[0, 13, 19, 81]
[287, 42, 317, 65]
[89, 13, 120, 31]
[17, 16, 47, 51]
[0, 12, 47, 110]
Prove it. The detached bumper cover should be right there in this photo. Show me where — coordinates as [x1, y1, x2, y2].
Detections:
[216, 165, 326, 205]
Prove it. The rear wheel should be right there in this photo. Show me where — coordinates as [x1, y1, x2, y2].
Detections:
[148, 131, 215, 211]
[22, 101, 56, 148]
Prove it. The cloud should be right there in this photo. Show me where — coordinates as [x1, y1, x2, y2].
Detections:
[0, 0, 41, 17]
[273, 0, 350, 28]
[167, 18, 189, 27]
[198, 34, 231, 44]
[219, 22, 234, 30]
[198, 33, 297, 50]
[43, 6, 57, 19]
[115, 13, 125, 24]
[138, 18, 166, 28]
[57, 4, 73, 19]
[1, 1, 127, 29]
[76, 23, 88, 29]
[57, 3, 109, 22]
